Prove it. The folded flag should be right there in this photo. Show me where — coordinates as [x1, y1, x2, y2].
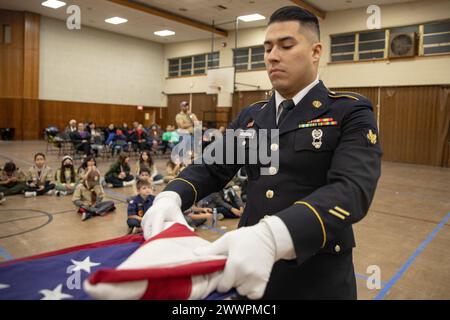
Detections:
[84, 223, 228, 300]
[0, 224, 232, 300]
[0, 234, 143, 300]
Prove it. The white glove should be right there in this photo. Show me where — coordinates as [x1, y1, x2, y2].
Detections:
[194, 221, 276, 299]
[141, 191, 193, 239]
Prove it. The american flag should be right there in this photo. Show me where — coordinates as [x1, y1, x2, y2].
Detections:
[0, 224, 234, 300]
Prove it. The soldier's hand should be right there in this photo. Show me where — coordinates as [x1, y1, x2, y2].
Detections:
[194, 222, 276, 299]
[141, 191, 193, 239]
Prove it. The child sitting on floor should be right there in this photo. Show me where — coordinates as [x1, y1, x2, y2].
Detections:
[196, 183, 244, 219]
[72, 170, 115, 221]
[0, 161, 26, 198]
[54, 156, 77, 196]
[127, 179, 155, 234]
[105, 154, 135, 188]
[25, 153, 55, 197]
[131, 167, 153, 196]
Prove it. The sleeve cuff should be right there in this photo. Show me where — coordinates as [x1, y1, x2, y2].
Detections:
[262, 215, 296, 261]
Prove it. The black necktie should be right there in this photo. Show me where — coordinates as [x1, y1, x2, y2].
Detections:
[277, 99, 295, 127]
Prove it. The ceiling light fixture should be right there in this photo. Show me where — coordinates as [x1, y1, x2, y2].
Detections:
[237, 13, 265, 22]
[41, 0, 66, 9]
[105, 17, 128, 25]
[154, 30, 175, 37]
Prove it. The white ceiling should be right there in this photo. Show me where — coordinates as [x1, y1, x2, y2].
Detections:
[0, 0, 419, 43]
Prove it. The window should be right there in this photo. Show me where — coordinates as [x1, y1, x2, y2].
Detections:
[168, 51, 220, 77]
[233, 45, 265, 71]
[358, 29, 386, 60]
[193, 54, 206, 75]
[250, 46, 265, 69]
[234, 48, 249, 70]
[330, 34, 356, 62]
[180, 57, 192, 76]
[330, 19, 450, 63]
[207, 52, 219, 70]
[168, 58, 179, 77]
[423, 20, 450, 56]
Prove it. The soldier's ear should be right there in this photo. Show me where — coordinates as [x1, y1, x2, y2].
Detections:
[312, 42, 322, 61]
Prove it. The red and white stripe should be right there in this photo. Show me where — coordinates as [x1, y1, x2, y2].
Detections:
[84, 223, 227, 300]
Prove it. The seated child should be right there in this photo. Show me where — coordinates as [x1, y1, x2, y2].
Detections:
[127, 179, 155, 234]
[196, 183, 244, 219]
[105, 154, 134, 188]
[0, 161, 26, 197]
[131, 167, 152, 196]
[24, 153, 55, 197]
[136, 150, 164, 185]
[54, 155, 77, 196]
[72, 170, 115, 221]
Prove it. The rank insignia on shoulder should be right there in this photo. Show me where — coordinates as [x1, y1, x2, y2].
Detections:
[367, 129, 377, 145]
[312, 100, 322, 108]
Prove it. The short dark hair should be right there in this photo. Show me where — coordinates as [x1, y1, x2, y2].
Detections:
[139, 167, 151, 175]
[34, 152, 46, 161]
[3, 162, 16, 173]
[137, 179, 151, 190]
[269, 6, 320, 40]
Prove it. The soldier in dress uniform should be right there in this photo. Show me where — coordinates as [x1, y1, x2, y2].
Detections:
[142, 6, 382, 299]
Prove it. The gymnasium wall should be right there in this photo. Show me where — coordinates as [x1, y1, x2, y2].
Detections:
[0, 11, 168, 139]
[39, 17, 165, 106]
[163, 0, 450, 95]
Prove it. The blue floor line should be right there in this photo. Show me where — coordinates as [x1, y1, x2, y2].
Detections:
[374, 211, 450, 300]
[0, 247, 13, 261]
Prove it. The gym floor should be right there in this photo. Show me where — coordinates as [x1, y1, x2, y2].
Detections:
[0, 140, 449, 300]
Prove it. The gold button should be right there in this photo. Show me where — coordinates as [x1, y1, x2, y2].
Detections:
[265, 189, 274, 199]
[270, 143, 279, 152]
[334, 245, 341, 253]
[269, 167, 277, 175]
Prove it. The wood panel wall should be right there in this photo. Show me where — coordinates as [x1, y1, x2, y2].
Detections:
[0, 98, 167, 139]
[166, 93, 222, 128]
[232, 90, 271, 120]
[379, 85, 450, 166]
[0, 10, 25, 98]
[0, 10, 40, 139]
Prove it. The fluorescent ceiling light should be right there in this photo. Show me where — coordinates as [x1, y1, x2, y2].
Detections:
[154, 30, 175, 37]
[41, 0, 66, 9]
[238, 14, 265, 22]
[105, 17, 128, 25]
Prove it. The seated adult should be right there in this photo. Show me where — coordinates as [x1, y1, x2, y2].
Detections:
[69, 122, 92, 156]
[63, 119, 77, 140]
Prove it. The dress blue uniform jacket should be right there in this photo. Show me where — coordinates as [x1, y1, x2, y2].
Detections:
[165, 81, 382, 299]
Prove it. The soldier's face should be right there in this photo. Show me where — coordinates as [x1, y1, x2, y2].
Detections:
[264, 21, 321, 97]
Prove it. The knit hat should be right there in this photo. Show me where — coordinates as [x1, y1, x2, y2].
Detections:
[62, 155, 73, 163]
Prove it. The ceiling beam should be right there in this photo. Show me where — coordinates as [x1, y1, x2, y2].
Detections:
[289, 0, 326, 19]
[107, 0, 228, 37]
